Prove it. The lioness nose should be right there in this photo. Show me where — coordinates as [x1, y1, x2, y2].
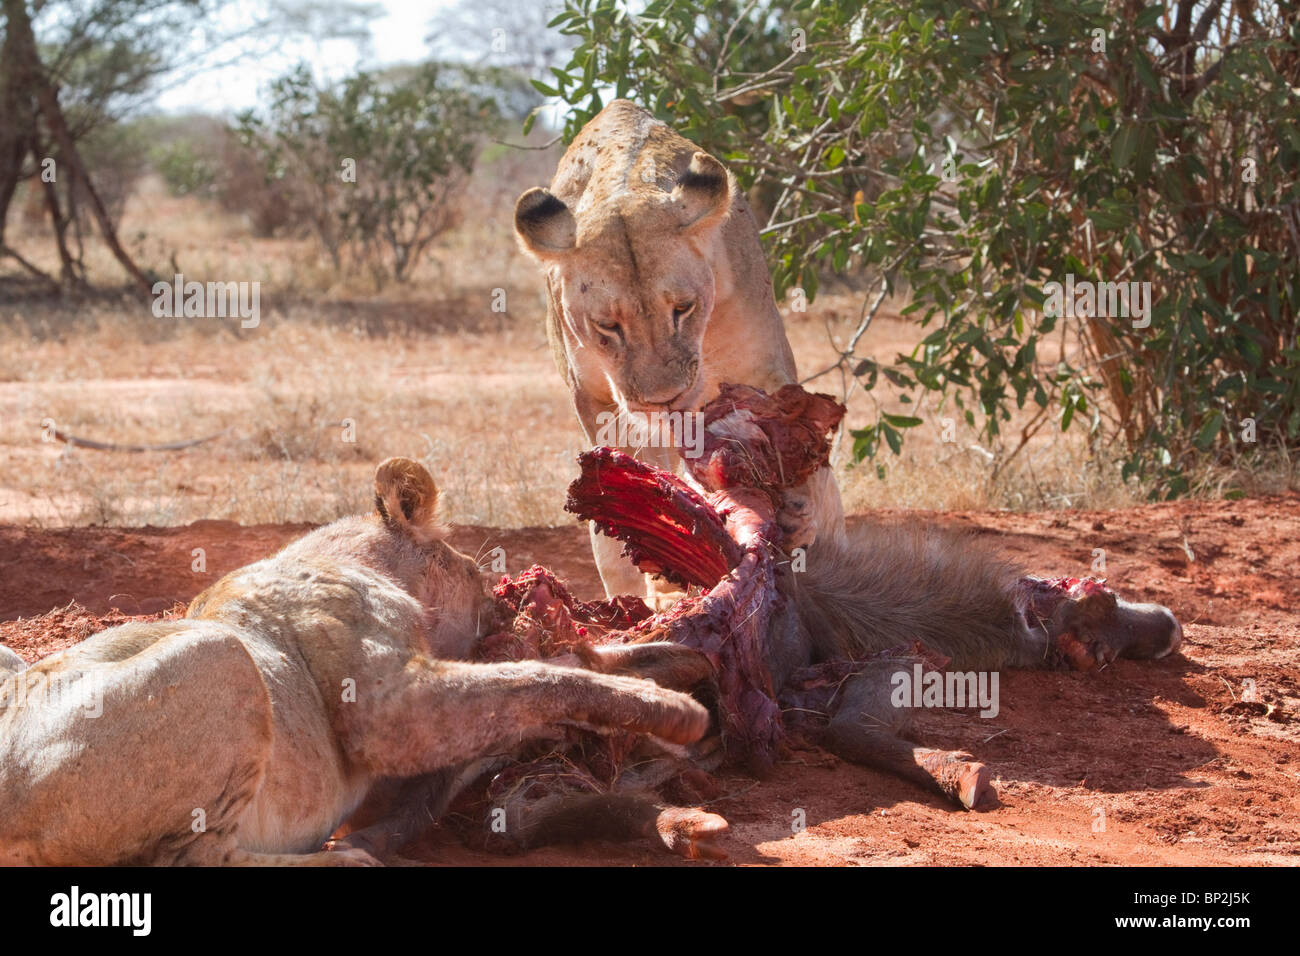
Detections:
[638, 386, 691, 408]
[637, 359, 700, 408]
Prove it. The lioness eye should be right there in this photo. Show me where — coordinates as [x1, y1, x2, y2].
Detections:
[593, 320, 622, 343]
[672, 302, 695, 329]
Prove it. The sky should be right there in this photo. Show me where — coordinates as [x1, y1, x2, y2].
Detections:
[154, 0, 457, 115]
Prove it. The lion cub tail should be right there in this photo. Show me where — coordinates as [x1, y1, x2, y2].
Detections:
[0, 644, 28, 678]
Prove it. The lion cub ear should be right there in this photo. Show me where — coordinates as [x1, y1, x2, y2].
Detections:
[374, 457, 442, 542]
[671, 152, 732, 232]
[515, 187, 576, 260]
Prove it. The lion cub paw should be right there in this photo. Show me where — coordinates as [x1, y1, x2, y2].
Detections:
[323, 843, 385, 867]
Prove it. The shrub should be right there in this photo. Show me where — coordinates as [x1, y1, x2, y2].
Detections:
[237, 62, 502, 285]
[545, 0, 1300, 496]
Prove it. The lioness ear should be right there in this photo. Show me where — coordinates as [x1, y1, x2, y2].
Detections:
[374, 457, 441, 541]
[515, 187, 576, 260]
[671, 152, 732, 231]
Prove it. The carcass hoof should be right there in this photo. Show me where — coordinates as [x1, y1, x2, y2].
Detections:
[956, 762, 994, 810]
[654, 807, 730, 860]
[917, 749, 995, 810]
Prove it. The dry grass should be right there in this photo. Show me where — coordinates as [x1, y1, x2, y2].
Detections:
[1, 163, 1292, 529]
[0, 316, 581, 527]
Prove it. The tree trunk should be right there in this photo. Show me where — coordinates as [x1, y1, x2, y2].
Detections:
[0, 0, 152, 295]
[41, 169, 81, 285]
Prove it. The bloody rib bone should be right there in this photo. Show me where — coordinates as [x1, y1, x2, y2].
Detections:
[564, 447, 739, 590]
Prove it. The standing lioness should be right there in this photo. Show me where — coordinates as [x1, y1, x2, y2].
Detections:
[515, 99, 844, 597]
[0, 458, 708, 866]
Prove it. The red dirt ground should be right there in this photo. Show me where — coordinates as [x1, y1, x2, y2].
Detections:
[2, 496, 1298, 866]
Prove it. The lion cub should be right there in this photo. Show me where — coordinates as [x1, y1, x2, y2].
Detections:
[0, 458, 708, 866]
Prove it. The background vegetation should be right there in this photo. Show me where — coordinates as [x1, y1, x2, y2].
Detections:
[545, 0, 1300, 497]
[1, 0, 1296, 528]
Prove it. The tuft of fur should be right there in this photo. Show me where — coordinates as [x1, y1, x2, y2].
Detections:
[789, 523, 1037, 671]
[0, 644, 27, 678]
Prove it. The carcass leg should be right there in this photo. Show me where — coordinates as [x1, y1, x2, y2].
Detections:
[504, 791, 730, 860]
[824, 666, 994, 810]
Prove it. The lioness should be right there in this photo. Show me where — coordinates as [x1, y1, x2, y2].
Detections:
[0, 458, 708, 866]
[515, 99, 844, 597]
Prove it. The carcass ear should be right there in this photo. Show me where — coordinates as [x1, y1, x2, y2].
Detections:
[671, 152, 732, 231]
[515, 187, 576, 260]
[374, 457, 441, 541]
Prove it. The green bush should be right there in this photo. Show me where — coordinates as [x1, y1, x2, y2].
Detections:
[545, 0, 1300, 496]
[152, 137, 219, 198]
[237, 62, 502, 284]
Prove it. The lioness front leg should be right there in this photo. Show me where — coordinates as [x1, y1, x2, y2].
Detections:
[338, 658, 711, 779]
[590, 522, 649, 598]
[577, 640, 713, 691]
[778, 465, 845, 551]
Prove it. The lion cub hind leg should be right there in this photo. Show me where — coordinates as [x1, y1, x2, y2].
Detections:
[0, 621, 274, 866]
[329, 759, 504, 863]
[215, 847, 382, 866]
